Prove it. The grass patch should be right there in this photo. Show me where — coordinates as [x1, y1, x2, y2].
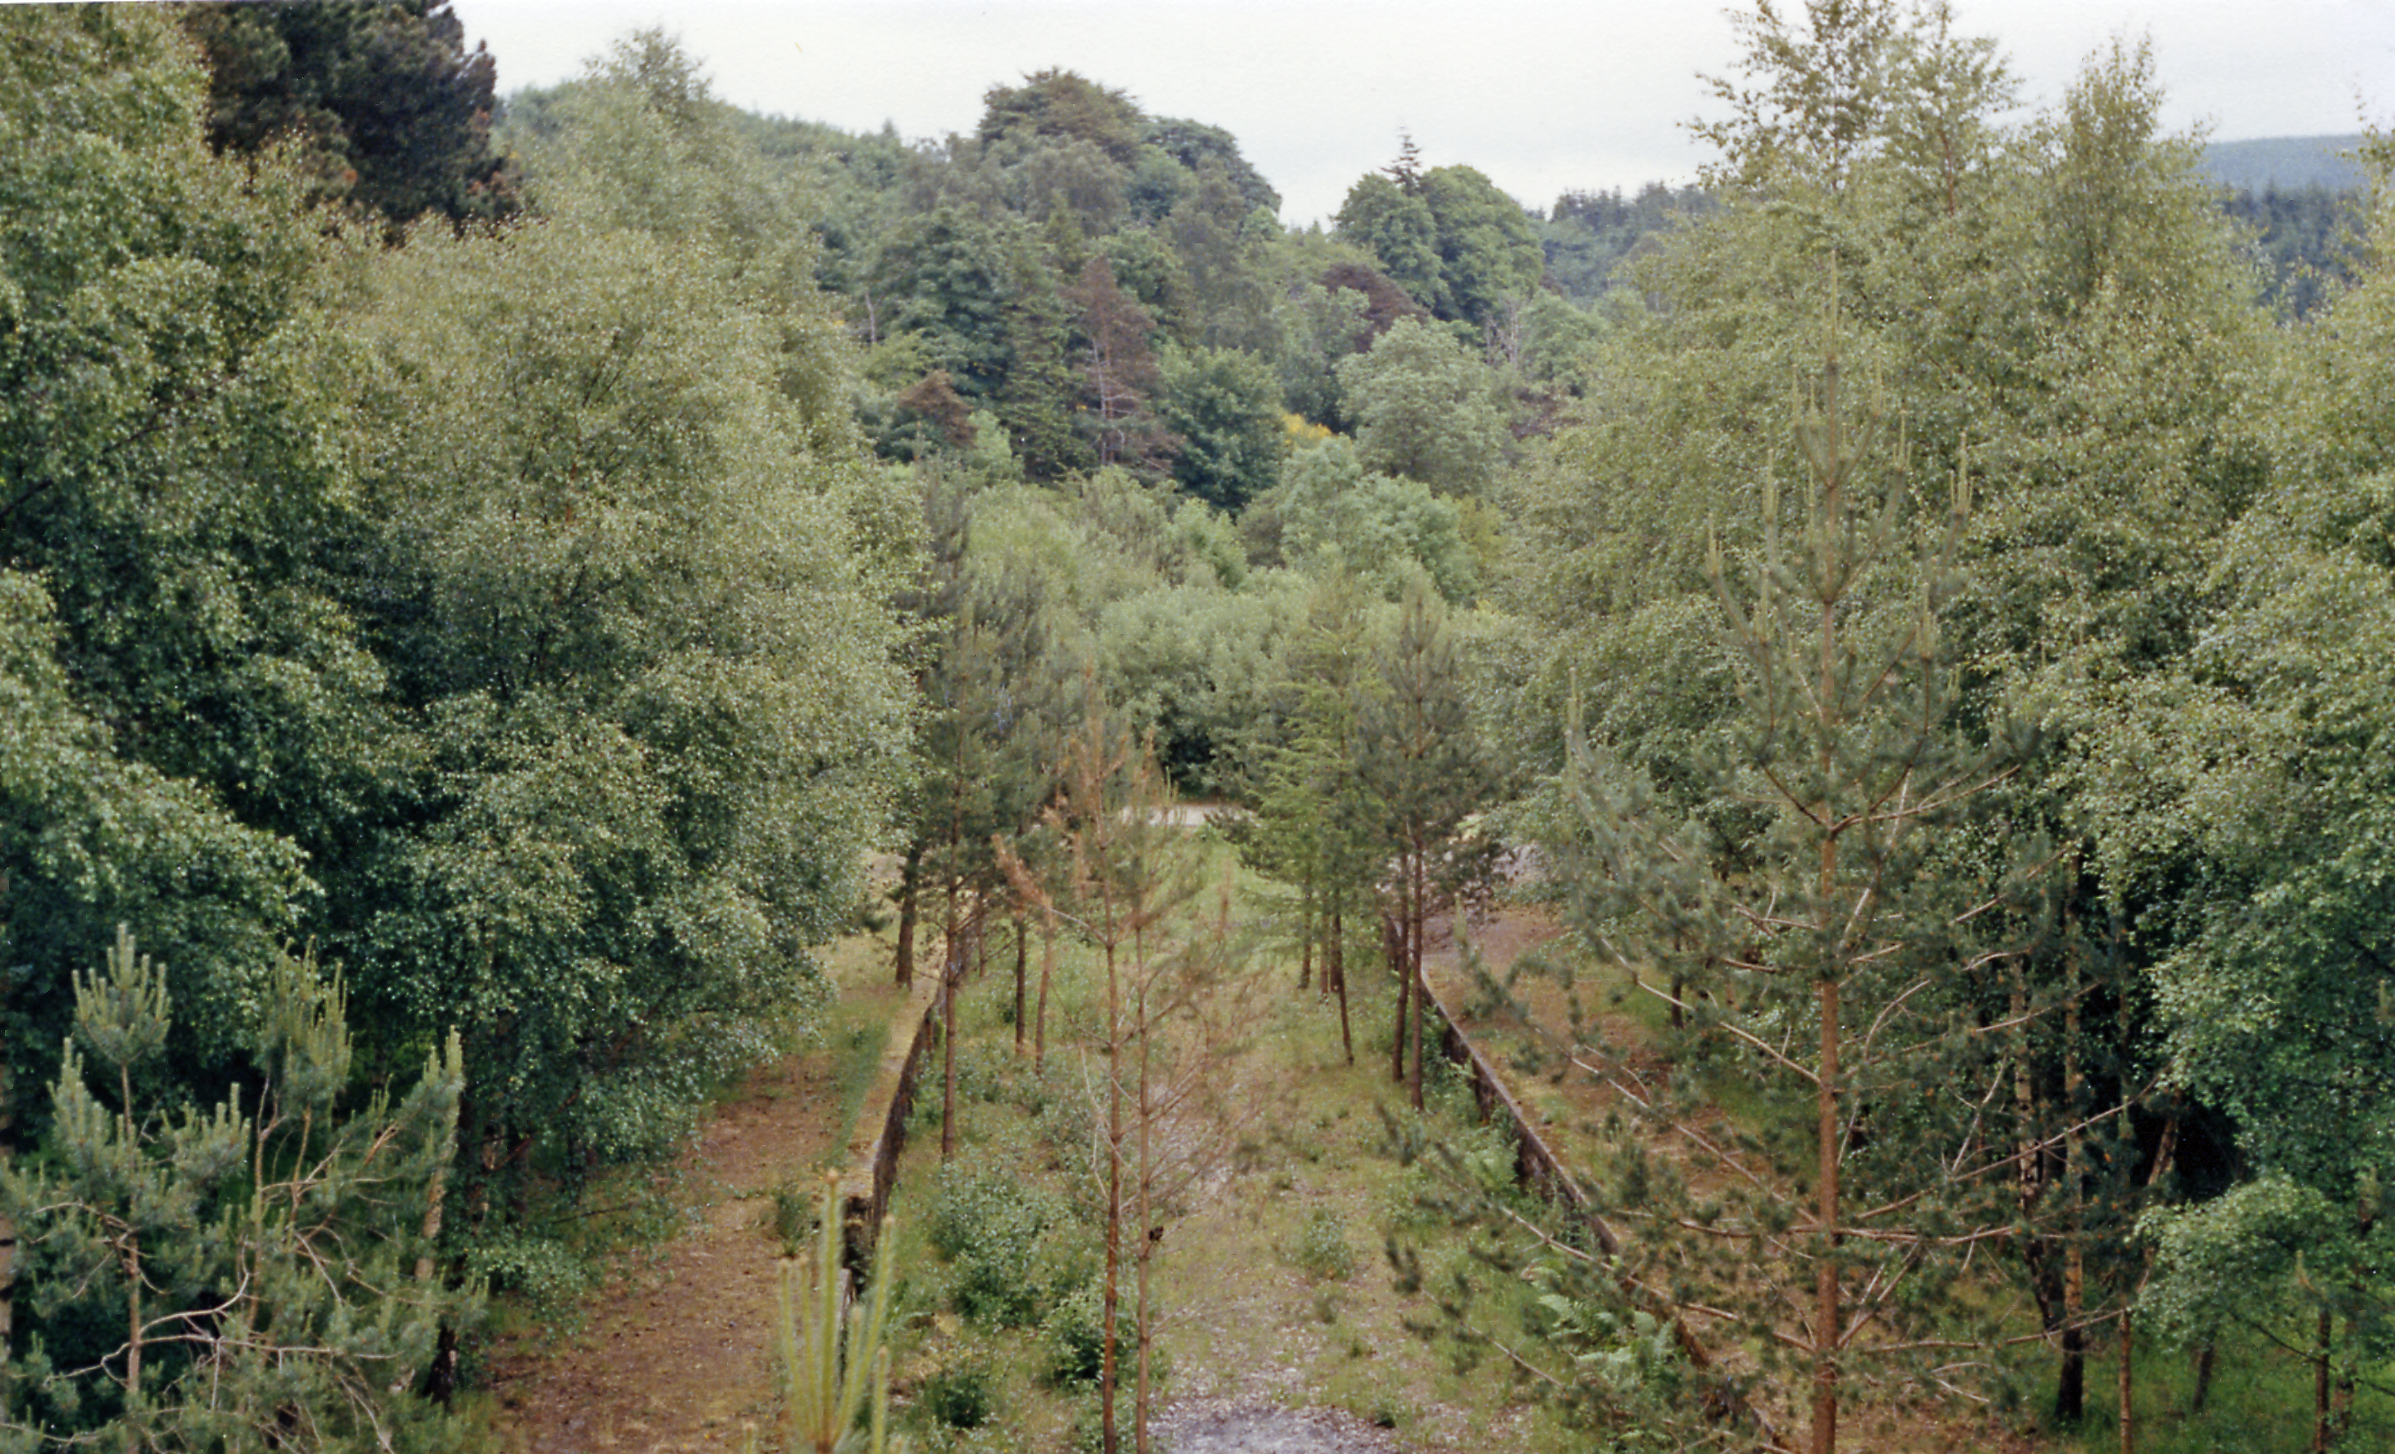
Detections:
[2053, 1327, 2395, 1454]
[861, 866, 1603, 1453]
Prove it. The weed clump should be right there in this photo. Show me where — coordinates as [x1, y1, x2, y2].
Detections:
[918, 1356, 996, 1429]
[1041, 1282, 1160, 1388]
[927, 1161, 1076, 1327]
[1288, 1207, 1359, 1281]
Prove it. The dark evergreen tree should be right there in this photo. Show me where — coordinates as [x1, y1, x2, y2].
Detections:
[996, 235, 1092, 480]
[181, 0, 515, 227]
[1155, 346, 1281, 512]
[869, 206, 1021, 399]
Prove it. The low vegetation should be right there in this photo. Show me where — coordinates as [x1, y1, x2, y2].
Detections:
[3, 1, 2390, 1448]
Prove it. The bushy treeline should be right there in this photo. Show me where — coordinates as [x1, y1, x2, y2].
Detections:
[1489, 7, 2395, 1450]
[5, 0, 2393, 1447]
[0, 8, 906, 1442]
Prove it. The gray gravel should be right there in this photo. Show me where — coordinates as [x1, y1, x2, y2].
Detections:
[1150, 1397, 1418, 1454]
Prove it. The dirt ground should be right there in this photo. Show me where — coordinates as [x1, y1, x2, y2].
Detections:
[476, 902, 1572, 1454]
[480, 1046, 844, 1453]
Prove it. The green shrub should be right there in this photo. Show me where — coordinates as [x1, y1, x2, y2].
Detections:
[1041, 1282, 1161, 1388]
[928, 1161, 1065, 1326]
[919, 1357, 996, 1429]
[1034, 1060, 1095, 1158]
[1289, 1207, 1358, 1281]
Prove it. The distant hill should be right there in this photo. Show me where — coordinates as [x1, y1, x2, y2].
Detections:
[2203, 134, 2368, 193]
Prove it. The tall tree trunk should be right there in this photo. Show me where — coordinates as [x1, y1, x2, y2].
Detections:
[1407, 845, 1426, 1112]
[1810, 394, 1847, 1454]
[894, 842, 923, 987]
[424, 1322, 460, 1405]
[2059, 949, 2087, 1424]
[2055, 1317, 2087, 1426]
[1101, 927, 1123, 1454]
[1668, 930, 1685, 1030]
[2189, 1343, 2215, 1414]
[1298, 874, 1314, 993]
[117, 1072, 144, 1419]
[1013, 908, 1028, 1055]
[940, 882, 960, 1161]
[1386, 910, 1408, 1086]
[1331, 909, 1355, 1065]
[1036, 915, 1054, 1073]
[1813, 972, 1841, 1454]
[1133, 955, 1154, 1454]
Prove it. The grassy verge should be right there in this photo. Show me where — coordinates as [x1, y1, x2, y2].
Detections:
[861, 842, 1590, 1453]
[2053, 1328, 2395, 1454]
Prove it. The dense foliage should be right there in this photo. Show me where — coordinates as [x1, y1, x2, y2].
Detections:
[1, 0, 2387, 1445]
[0, 13, 902, 1442]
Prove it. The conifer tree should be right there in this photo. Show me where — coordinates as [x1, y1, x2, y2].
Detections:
[2, 929, 471, 1448]
[1558, 318, 2039, 1451]
[1236, 569, 1386, 1062]
[1360, 580, 1503, 1109]
[1001, 711, 1250, 1454]
[997, 234, 1091, 480]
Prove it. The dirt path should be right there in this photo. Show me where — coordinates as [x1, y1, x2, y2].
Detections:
[482, 1046, 844, 1452]
[477, 902, 1576, 1454]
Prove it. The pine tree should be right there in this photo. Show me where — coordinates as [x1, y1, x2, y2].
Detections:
[1360, 580, 1503, 1109]
[2, 928, 472, 1447]
[1558, 316, 2041, 1452]
[1236, 568, 1386, 1063]
[1000, 712, 1251, 1454]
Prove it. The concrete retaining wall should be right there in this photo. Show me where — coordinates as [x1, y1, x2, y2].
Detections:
[1419, 974, 1757, 1428]
[1421, 976, 1622, 1259]
[837, 976, 943, 1273]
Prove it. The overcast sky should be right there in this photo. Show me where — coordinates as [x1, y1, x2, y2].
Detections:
[456, 1, 2395, 225]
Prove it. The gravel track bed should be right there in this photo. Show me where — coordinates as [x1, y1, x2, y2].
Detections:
[1151, 1397, 1418, 1454]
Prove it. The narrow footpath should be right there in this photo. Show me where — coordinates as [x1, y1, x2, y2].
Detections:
[483, 1045, 843, 1452]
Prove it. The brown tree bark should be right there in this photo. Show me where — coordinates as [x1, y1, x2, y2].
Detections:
[1331, 909, 1355, 1065]
[1407, 845, 1427, 1112]
[894, 841, 923, 988]
[940, 884, 959, 1161]
[1035, 915, 1054, 1073]
[2059, 949, 2088, 1424]
[1013, 909, 1028, 1055]
[1813, 973, 1841, 1454]
[1298, 876, 1314, 993]
[1390, 905, 1405, 1088]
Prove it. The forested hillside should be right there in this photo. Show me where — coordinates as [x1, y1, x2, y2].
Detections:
[1, 2, 2391, 1450]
